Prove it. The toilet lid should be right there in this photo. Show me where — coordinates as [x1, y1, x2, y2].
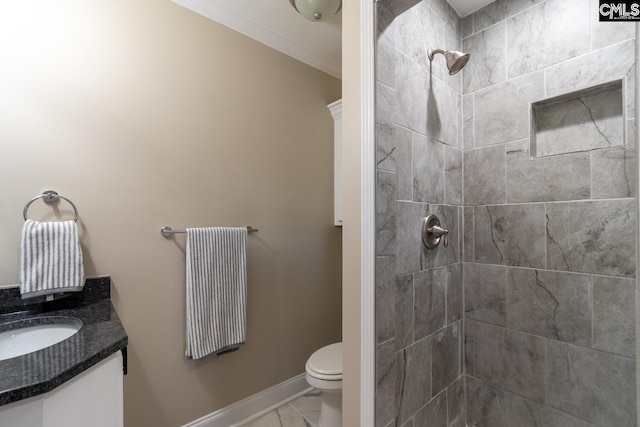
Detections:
[306, 342, 342, 376]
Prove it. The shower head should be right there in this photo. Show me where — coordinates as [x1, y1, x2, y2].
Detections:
[427, 48, 470, 75]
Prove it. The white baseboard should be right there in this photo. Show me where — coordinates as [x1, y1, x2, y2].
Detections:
[182, 374, 312, 427]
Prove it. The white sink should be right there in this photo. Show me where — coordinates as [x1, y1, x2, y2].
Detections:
[0, 318, 81, 361]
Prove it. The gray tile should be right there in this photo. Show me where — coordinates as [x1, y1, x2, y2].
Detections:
[546, 340, 637, 426]
[377, 82, 398, 172]
[428, 74, 461, 147]
[376, 4, 397, 88]
[243, 405, 311, 427]
[506, 140, 590, 203]
[377, 170, 397, 256]
[431, 323, 461, 397]
[422, 204, 460, 269]
[289, 392, 321, 427]
[447, 263, 463, 324]
[463, 22, 506, 93]
[465, 320, 546, 400]
[444, 146, 462, 205]
[628, 118, 636, 151]
[545, 39, 635, 119]
[507, 268, 592, 346]
[446, 377, 466, 427]
[546, 200, 636, 277]
[460, 14, 473, 38]
[475, 72, 544, 146]
[396, 126, 413, 201]
[474, 204, 546, 268]
[533, 84, 624, 157]
[413, 392, 447, 427]
[591, 0, 636, 50]
[396, 201, 429, 275]
[414, 134, 444, 203]
[591, 146, 636, 199]
[376, 340, 400, 427]
[376, 0, 420, 17]
[399, 337, 432, 424]
[506, 0, 590, 78]
[462, 94, 474, 150]
[414, 267, 446, 340]
[473, 0, 544, 33]
[395, 274, 415, 350]
[464, 145, 506, 206]
[463, 207, 474, 262]
[430, 0, 460, 36]
[412, 2, 445, 80]
[397, 53, 428, 136]
[376, 256, 396, 344]
[465, 376, 509, 427]
[593, 275, 636, 358]
[464, 263, 507, 326]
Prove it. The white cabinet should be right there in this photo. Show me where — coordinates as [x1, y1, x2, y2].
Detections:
[0, 352, 123, 427]
[328, 99, 343, 226]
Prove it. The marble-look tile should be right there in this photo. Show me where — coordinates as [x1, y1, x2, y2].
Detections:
[376, 340, 400, 427]
[475, 72, 544, 146]
[376, 3, 397, 88]
[447, 263, 463, 324]
[376, 256, 396, 344]
[413, 391, 447, 427]
[446, 377, 466, 427]
[422, 204, 460, 269]
[413, 134, 444, 203]
[464, 145, 506, 206]
[592, 275, 636, 358]
[472, 0, 544, 33]
[376, 0, 420, 17]
[431, 323, 460, 397]
[465, 320, 546, 400]
[546, 200, 636, 277]
[506, 0, 590, 78]
[396, 126, 413, 201]
[444, 146, 462, 205]
[414, 267, 446, 340]
[394, 7, 414, 59]
[506, 268, 592, 346]
[591, 146, 636, 199]
[628, 118, 636, 151]
[462, 93, 474, 150]
[506, 140, 590, 203]
[533, 84, 624, 157]
[463, 21, 506, 93]
[396, 201, 429, 274]
[376, 82, 398, 172]
[430, 0, 460, 36]
[398, 337, 432, 424]
[243, 404, 311, 427]
[474, 204, 546, 268]
[289, 392, 321, 427]
[546, 340, 637, 426]
[396, 53, 428, 136]
[545, 39, 635, 118]
[463, 207, 474, 262]
[591, 0, 636, 50]
[464, 263, 507, 326]
[376, 171, 397, 256]
[412, 2, 445, 80]
[428, 74, 460, 147]
[460, 14, 473, 39]
[395, 274, 415, 350]
[466, 377, 597, 427]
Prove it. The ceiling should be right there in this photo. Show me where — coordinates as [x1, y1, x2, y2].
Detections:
[170, 0, 494, 80]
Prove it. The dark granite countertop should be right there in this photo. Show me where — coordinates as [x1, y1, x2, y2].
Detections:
[0, 277, 128, 406]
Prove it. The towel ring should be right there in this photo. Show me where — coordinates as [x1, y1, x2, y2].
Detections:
[23, 191, 79, 222]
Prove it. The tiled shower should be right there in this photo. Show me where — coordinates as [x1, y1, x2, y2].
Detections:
[374, 0, 637, 426]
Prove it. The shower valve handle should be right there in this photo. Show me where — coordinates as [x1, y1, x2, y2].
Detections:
[422, 214, 449, 249]
[428, 225, 449, 247]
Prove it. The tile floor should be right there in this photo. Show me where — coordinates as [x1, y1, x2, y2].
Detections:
[242, 389, 321, 427]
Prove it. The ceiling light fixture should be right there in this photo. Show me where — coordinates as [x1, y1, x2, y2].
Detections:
[288, 0, 342, 21]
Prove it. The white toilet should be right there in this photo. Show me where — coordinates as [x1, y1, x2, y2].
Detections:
[305, 342, 342, 427]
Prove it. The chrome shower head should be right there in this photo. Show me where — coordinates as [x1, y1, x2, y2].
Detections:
[427, 48, 470, 75]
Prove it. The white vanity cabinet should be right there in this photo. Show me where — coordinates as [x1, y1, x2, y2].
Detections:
[328, 99, 343, 226]
[0, 351, 123, 427]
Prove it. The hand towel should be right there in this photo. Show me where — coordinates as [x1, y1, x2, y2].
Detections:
[185, 227, 248, 360]
[20, 220, 85, 299]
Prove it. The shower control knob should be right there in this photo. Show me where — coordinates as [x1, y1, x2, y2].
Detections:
[422, 214, 449, 249]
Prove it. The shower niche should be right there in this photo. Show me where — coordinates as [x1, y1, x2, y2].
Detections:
[530, 79, 625, 157]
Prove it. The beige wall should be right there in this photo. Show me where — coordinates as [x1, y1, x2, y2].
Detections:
[0, 1, 342, 425]
[341, 0, 362, 426]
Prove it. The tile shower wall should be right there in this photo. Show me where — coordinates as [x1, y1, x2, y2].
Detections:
[376, 0, 637, 426]
[376, 0, 465, 426]
[461, 0, 637, 426]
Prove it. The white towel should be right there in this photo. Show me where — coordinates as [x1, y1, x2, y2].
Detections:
[19, 220, 85, 299]
[185, 227, 248, 360]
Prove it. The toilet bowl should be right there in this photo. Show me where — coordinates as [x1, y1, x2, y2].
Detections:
[305, 342, 342, 427]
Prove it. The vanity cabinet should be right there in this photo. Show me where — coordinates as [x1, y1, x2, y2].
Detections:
[328, 99, 343, 226]
[0, 351, 123, 427]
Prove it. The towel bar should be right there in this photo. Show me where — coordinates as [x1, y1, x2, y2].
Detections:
[23, 190, 79, 222]
[161, 226, 258, 238]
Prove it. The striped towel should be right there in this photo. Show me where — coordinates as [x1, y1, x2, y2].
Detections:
[185, 227, 248, 360]
[19, 220, 85, 299]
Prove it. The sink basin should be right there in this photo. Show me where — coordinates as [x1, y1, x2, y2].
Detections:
[0, 317, 82, 361]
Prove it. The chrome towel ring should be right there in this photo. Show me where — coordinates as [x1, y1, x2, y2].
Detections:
[23, 190, 79, 222]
